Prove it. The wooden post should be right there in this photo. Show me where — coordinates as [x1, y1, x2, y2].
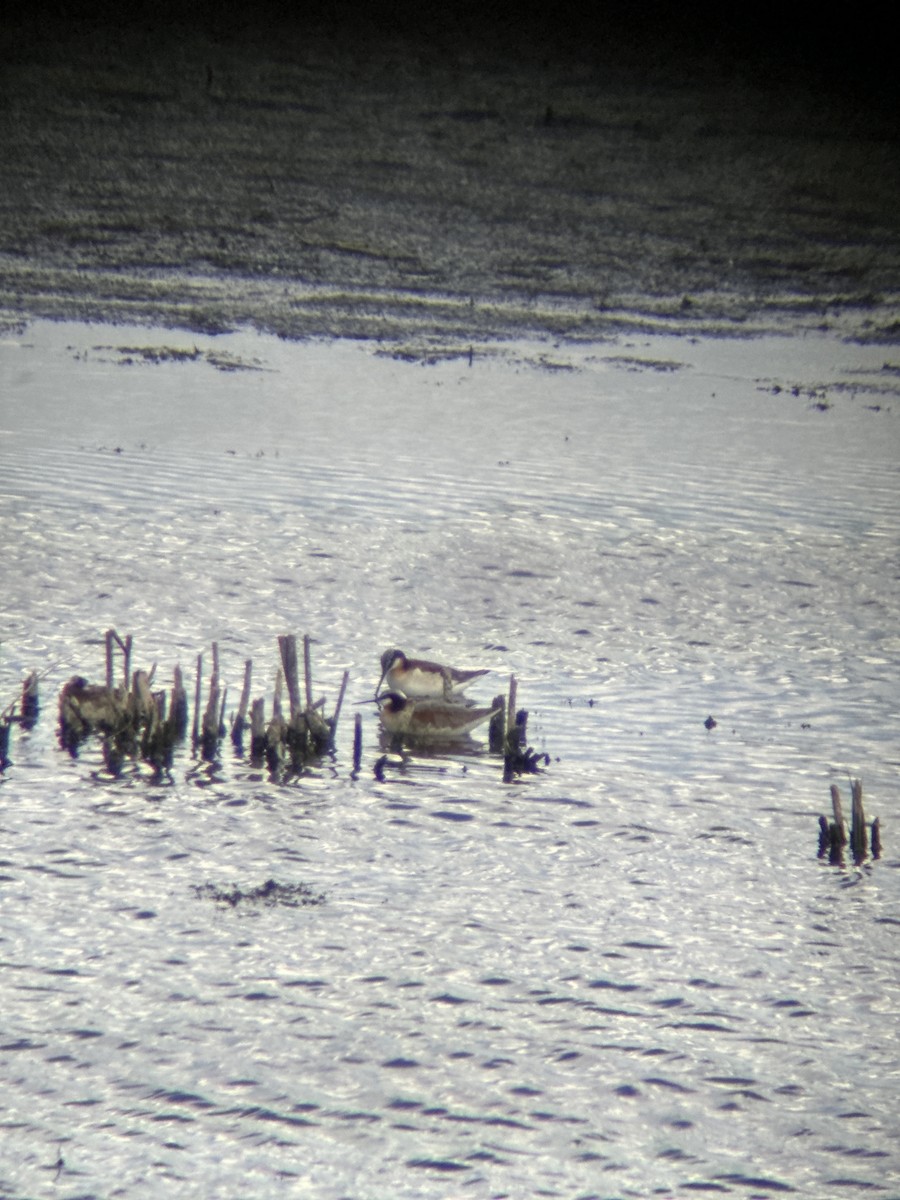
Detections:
[332, 670, 350, 737]
[266, 670, 287, 772]
[819, 781, 884, 866]
[278, 635, 302, 718]
[192, 653, 202, 746]
[817, 814, 830, 857]
[503, 674, 519, 781]
[250, 697, 266, 759]
[122, 635, 132, 692]
[303, 634, 313, 710]
[850, 779, 867, 863]
[353, 711, 362, 775]
[103, 629, 132, 694]
[169, 664, 188, 739]
[201, 644, 220, 758]
[232, 659, 253, 746]
[217, 686, 228, 738]
[830, 784, 847, 846]
[21, 671, 39, 728]
[150, 691, 172, 771]
[823, 784, 846, 863]
[489, 693, 506, 753]
[105, 629, 115, 690]
[871, 817, 882, 859]
[506, 675, 517, 736]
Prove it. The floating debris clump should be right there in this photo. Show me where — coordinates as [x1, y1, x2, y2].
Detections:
[193, 879, 326, 908]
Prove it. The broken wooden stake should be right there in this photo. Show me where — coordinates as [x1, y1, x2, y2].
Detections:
[232, 659, 253, 748]
[303, 634, 313, 710]
[200, 643, 222, 759]
[850, 779, 867, 864]
[21, 672, 39, 728]
[871, 817, 882, 859]
[489, 693, 506, 753]
[105, 629, 115, 690]
[192, 653, 202, 746]
[820, 780, 881, 865]
[332, 670, 350, 738]
[169, 665, 188, 740]
[278, 635, 302, 718]
[250, 697, 267, 760]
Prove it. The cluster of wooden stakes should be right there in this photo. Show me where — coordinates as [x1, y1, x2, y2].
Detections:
[0, 632, 887, 857]
[818, 780, 881, 867]
[55, 630, 344, 777]
[0, 629, 541, 783]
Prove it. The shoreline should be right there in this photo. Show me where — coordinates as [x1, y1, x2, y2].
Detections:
[3, 263, 898, 349]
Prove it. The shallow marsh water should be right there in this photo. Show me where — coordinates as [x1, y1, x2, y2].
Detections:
[1, 319, 899, 1199]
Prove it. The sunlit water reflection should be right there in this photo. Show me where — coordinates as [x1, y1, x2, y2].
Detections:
[1, 322, 898, 1199]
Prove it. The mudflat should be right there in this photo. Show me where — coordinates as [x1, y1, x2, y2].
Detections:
[1, 8, 898, 344]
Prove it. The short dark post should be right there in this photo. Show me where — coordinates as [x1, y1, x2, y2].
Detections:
[169, 664, 188, 740]
[352, 711, 363, 776]
[817, 814, 830, 857]
[250, 697, 266, 760]
[871, 817, 882, 860]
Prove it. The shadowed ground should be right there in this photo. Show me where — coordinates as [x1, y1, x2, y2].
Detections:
[2, 4, 898, 343]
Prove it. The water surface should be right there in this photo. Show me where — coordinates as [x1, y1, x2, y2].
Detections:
[1, 321, 899, 1199]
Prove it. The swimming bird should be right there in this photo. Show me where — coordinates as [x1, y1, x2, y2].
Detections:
[378, 648, 489, 700]
[376, 691, 501, 741]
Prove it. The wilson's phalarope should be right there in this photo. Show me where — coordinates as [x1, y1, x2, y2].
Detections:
[376, 691, 501, 741]
[378, 648, 489, 700]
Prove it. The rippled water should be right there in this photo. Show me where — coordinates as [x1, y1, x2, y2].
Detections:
[1, 321, 899, 1199]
